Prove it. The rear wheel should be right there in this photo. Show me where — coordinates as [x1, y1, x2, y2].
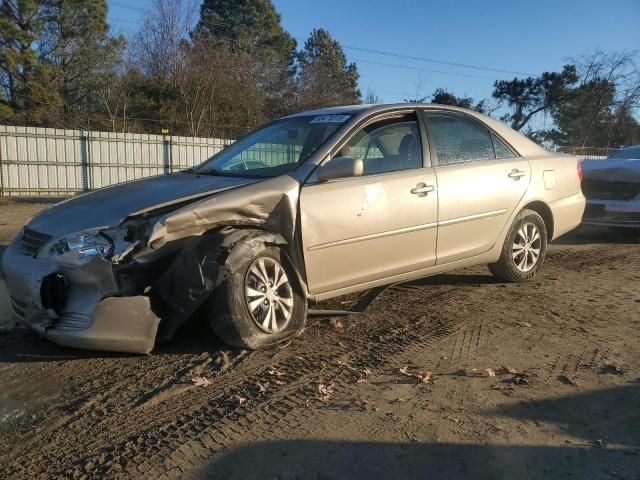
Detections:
[489, 209, 547, 282]
[205, 239, 306, 349]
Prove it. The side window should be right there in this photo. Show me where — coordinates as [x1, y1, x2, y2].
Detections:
[337, 115, 423, 175]
[426, 113, 495, 165]
[492, 132, 517, 159]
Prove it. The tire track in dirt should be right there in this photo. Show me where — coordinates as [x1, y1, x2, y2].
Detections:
[3, 241, 639, 479]
[3, 285, 469, 479]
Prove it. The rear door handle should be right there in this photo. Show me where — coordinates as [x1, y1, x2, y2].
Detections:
[410, 183, 435, 196]
[508, 169, 526, 180]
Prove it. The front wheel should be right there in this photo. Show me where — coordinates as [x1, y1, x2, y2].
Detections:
[489, 209, 548, 282]
[205, 238, 306, 349]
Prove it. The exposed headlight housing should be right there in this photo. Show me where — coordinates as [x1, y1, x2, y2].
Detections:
[47, 231, 114, 263]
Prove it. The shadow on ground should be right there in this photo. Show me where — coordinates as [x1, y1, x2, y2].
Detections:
[201, 441, 637, 480]
[556, 225, 639, 245]
[201, 382, 640, 480]
[490, 381, 640, 448]
[0, 318, 226, 363]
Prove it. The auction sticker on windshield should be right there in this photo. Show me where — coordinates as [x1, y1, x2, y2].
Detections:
[310, 114, 351, 124]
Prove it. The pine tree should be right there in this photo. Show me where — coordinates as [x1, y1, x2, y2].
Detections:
[297, 28, 360, 109]
[0, 0, 60, 123]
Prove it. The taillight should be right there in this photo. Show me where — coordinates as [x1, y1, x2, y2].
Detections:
[577, 160, 583, 181]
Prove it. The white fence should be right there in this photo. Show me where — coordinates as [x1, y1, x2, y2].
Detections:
[0, 125, 233, 197]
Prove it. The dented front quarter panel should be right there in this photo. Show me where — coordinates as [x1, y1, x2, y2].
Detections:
[147, 175, 302, 249]
[144, 175, 306, 339]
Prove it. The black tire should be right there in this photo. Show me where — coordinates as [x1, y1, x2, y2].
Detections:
[489, 209, 548, 282]
[204, 237, 306, 350]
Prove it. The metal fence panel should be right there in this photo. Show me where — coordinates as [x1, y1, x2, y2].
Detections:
[0, 126, 230, 197]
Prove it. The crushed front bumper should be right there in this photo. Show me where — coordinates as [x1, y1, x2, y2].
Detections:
[582, 199, 640, 228]
[1, 240, 159, 354]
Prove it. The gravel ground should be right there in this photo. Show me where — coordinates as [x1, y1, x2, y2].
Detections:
[0, 200, 638, 480]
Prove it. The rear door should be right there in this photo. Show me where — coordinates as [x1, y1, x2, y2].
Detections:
[300, 112, 438, 295]
[423, 111, 530, 264]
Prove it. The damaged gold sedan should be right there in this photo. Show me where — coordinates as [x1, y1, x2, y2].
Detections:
[2, 104, 586, 353]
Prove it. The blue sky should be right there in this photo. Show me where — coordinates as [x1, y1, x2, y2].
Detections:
[107, 0, 640, 105]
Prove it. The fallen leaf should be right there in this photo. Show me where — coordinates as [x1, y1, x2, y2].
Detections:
[362, 368, 373, 377]
[192, 376, 211, 387]
[267, 368, 285, 377]
[337, 360, 357, 371]
[231, 395, 247, 406]
[495, 365, 518, 375]
[330, 318, 344, 330]
[465, 368, 496, 378]
[399, 366, 434, 384]
[317, 382, 335, 401]
[255, 381, 270, 393]
[354, 397, 370, 410]
[356, 378, 368, 384]
[516, 321, 533, 328]
[274, 380, 286, 386]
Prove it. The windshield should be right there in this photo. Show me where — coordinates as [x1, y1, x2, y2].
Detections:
[608, 146, 640, 159]
[194, 115, 349, 178]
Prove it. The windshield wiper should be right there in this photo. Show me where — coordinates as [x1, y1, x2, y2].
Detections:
[191, 168, 267, 179]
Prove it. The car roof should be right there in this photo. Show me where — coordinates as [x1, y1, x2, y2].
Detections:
[287, 103, 550, 158]
[285, 103, 485, 118]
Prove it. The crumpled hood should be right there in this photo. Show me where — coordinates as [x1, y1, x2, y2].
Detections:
[26, 173, 259, 238]
[582, 157, 640, 183]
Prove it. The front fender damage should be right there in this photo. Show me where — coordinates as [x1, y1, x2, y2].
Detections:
[136, 175, 305, 342]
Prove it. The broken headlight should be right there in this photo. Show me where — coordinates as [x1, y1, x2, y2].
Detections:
[47, 231, 114, 263]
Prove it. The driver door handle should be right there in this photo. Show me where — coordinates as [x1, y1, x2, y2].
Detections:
[411, 183, 435, 196]
[508, 169, 526, 180]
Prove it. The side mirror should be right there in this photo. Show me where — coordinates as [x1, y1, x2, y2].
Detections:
[316, 156, 364, 181]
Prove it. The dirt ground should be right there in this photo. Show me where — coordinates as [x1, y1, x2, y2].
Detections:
[0, 199, 639, 480]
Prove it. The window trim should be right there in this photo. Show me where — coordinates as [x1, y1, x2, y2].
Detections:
[420, 110, 520, 167]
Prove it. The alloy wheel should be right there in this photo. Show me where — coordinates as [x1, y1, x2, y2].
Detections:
[245, 257, 294, 333]
[512, 221, 542, 272]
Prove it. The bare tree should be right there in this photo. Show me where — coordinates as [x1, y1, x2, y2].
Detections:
[363, 88, 380, 105]
[133, 0, 198, 85]
[404, 74, 428, 103]
[96, 58, 135, 132]
[570, 50, 640, 146]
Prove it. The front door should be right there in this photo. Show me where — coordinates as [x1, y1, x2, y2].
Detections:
[300, 113, 438, 295]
